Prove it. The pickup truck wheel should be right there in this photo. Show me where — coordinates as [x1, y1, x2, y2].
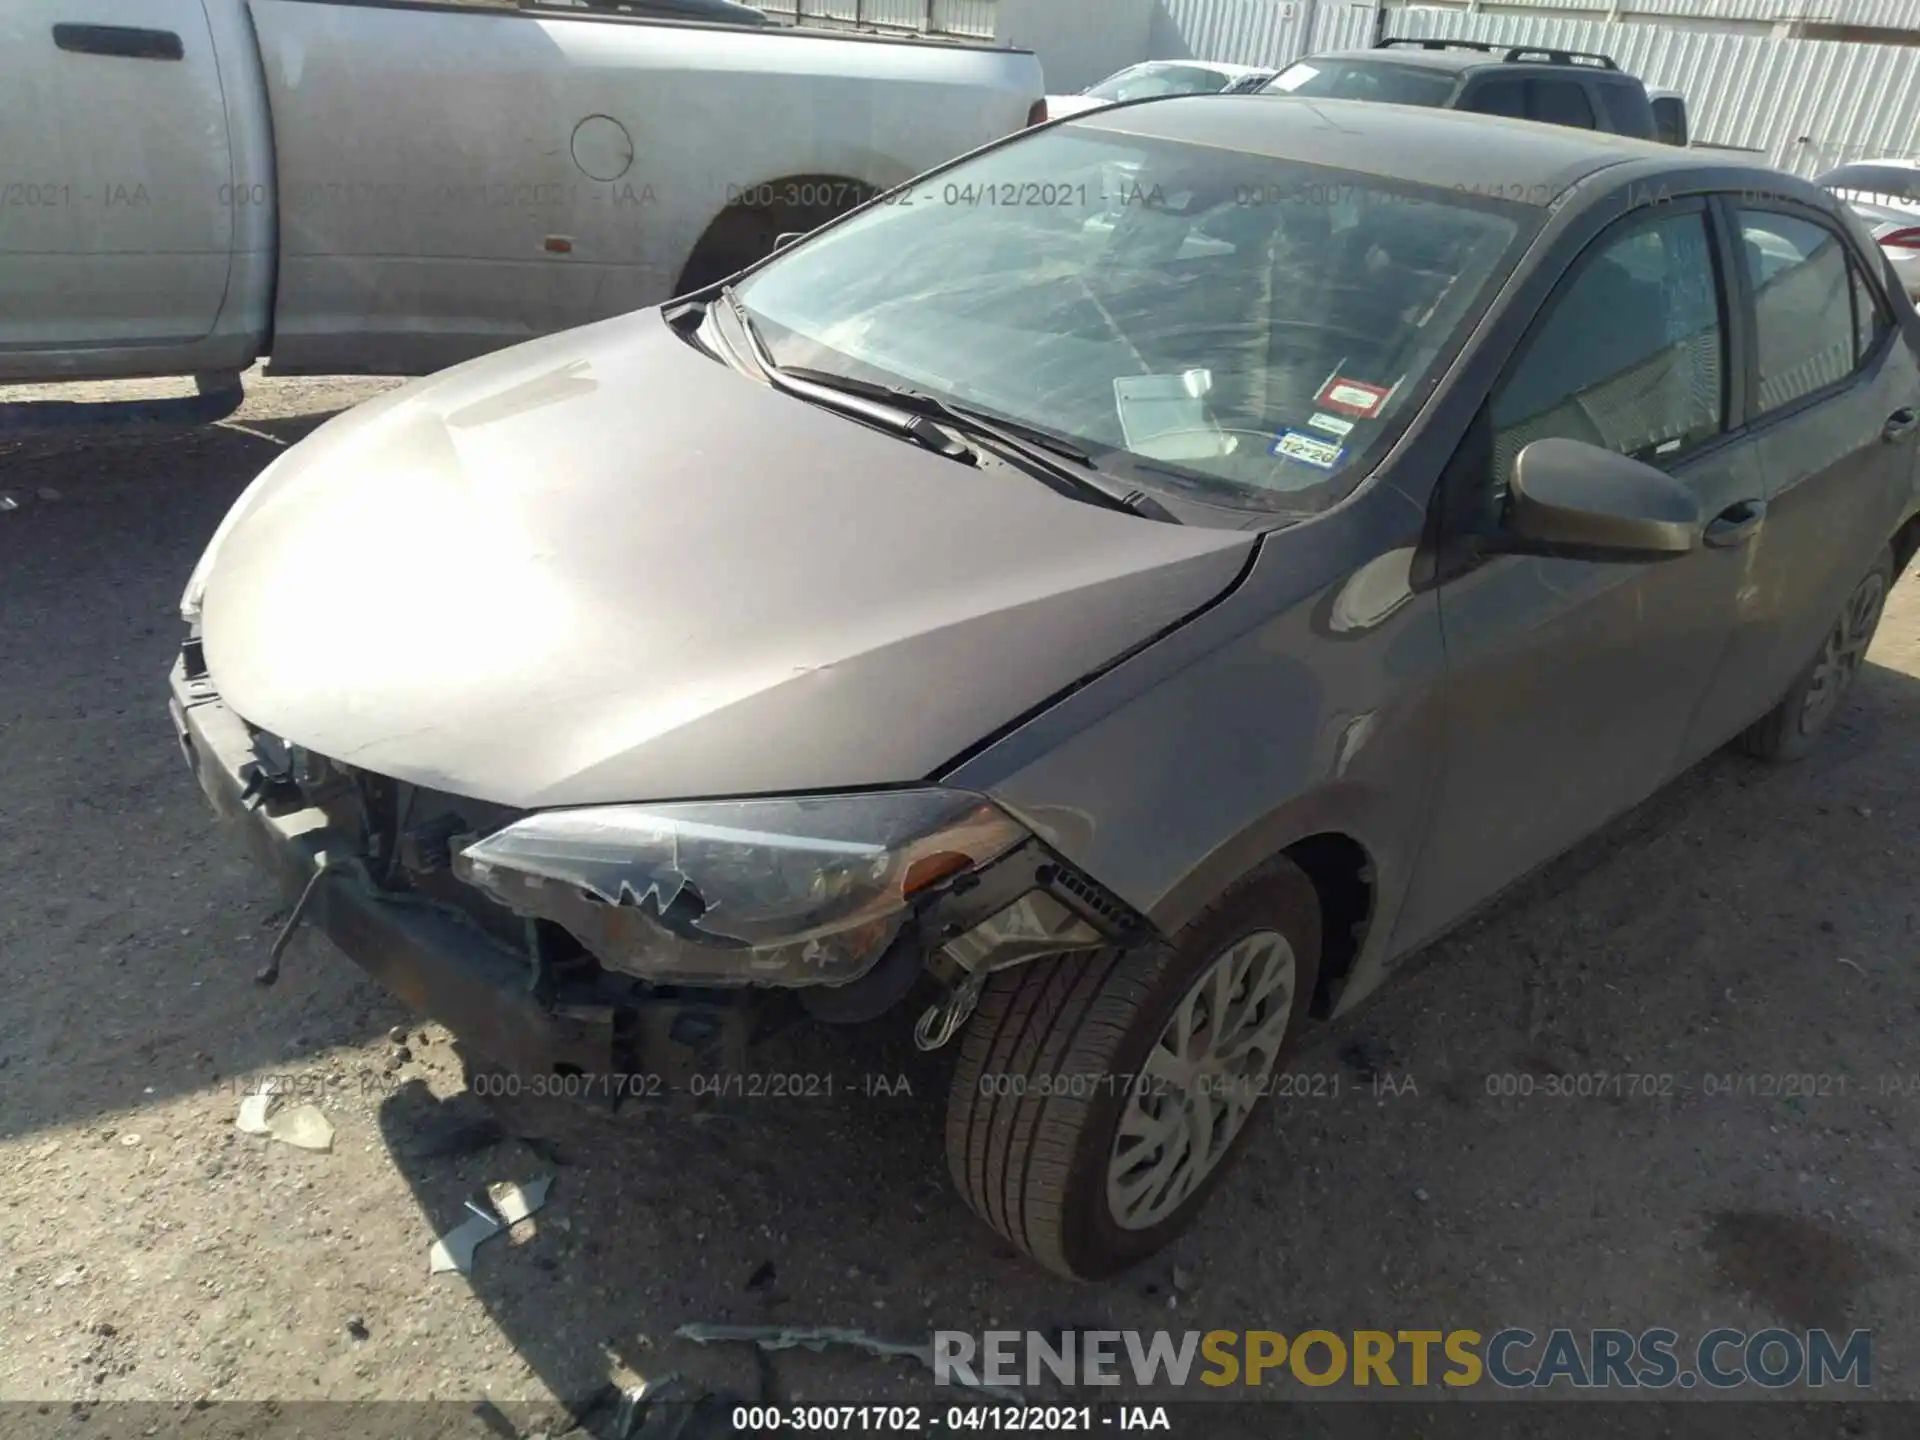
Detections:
[944, 857, 1321, 1279]
[675, 180, 876, 295]
[1740, 548, 1892, 763]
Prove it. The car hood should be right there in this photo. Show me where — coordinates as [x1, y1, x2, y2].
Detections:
[198, 309, 1255, 808]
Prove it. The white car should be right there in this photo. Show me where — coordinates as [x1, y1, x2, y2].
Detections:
[1817, 158, 1920, 302]
[1035, 60, 1275, 124]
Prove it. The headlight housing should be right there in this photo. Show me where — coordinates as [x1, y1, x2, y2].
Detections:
[452, 788, 1028, 987]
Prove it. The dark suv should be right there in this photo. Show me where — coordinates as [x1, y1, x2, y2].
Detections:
[1262, 38, 1658, 140]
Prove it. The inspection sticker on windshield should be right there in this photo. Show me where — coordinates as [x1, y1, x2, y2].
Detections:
[1270, 428, 1345, 469]
[1315, 377, 1391, 418]
[1306, 412, 1354, 438]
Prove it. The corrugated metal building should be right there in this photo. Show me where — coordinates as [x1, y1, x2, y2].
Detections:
[1367, 3, 1920, 172]
[749, 0, 1920, 174]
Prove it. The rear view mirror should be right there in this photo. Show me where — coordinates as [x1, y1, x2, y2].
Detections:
[1495, 438, 1701, 560]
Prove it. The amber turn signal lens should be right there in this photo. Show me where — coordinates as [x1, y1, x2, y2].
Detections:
[903, 851, 973, 895]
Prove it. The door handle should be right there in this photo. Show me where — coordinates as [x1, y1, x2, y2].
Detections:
[1703, 498, 1766, 548]
[52, 24, 183, 61]
[1885, 408, 1919, 443]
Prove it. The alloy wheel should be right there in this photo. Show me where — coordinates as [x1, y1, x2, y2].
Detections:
[1105, 929, 1297, 1231]
[1800, 570, 1887, 731]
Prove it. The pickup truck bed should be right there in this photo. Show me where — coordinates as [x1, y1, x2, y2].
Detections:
[0, 0, 1041, 382]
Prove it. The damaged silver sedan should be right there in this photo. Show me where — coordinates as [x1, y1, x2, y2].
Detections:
[175, 95, 1920, 1278]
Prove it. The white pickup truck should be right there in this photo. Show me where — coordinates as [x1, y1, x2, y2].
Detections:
[0, 0, 1042, 384]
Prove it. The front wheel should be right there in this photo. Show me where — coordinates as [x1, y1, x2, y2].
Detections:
[944, 857, 1321, 1279]
[1739, 548, 1893, 763]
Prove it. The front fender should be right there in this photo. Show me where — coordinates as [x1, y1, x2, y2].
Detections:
[941, 482, 1447, 1015]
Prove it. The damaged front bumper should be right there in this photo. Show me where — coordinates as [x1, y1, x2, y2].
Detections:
[168, 653, 756, 1099]
[170, 645, 1153, 1102]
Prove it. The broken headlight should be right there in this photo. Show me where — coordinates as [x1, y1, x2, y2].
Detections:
[452, 789, 1028, 987]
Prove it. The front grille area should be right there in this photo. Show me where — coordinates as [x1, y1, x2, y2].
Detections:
[250, 732, 532, 953]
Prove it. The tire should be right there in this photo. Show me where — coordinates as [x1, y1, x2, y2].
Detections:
[674, 181, 876, 296]
[1739, 547, 1894, 763]
[944, 856, 1322, 1279]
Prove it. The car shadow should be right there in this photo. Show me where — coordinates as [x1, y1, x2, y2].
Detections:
[0, 404, 420, 1145]
[369, 640, 1920, 1421]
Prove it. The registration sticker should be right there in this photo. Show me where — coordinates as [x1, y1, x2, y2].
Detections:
[1315, 377, 1391, 418]
[1270, 428, 1345, 469]
[1306, 412, 1354, 438]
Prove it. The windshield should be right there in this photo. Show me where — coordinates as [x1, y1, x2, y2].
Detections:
[1266, 58, 1461, 107]
[1085, 64, 1236, 102]
[730, 123, 1529, 515]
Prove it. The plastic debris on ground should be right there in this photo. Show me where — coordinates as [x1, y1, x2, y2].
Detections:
[675, 1323, 1020, 1395]
[427, 1175, 554, 1275]
[428, 1201, 505, 1276]
[232, 1086, 334, 1151]
[490, 1175, 552, 1226]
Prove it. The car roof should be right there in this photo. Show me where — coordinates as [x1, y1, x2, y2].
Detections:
[1069, 94, 1722, 205]
[1120, 59, 1273, 78]
[1304, 46, 1638, 80]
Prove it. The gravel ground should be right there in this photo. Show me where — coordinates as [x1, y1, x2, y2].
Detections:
[3, 370, 1919, 1431]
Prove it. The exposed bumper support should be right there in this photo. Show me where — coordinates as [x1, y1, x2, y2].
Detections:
[168, 658, 745, 1101]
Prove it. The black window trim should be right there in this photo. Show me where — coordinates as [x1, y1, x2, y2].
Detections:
[1721, 193, 1898, 436]
[1487, 192, 1738, 475]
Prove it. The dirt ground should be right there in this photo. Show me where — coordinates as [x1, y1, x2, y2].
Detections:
[3, 370, 1919, 1432]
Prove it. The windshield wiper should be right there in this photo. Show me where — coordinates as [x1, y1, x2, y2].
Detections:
[716, 288, 974, 461]
[778, 366, 1181, 523]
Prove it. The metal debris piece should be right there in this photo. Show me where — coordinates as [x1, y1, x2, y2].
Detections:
[488, 1175, 552, 1226]
[674, 1324, 1019, 1395]
[235, 1091, 275, 1135]
[267, 1104, 335, 1152]
[258, 855, 346, 984]
[0, 495, 18, 511]
[429, 1201, 505, 1275]
[427, 1175, 554, 1275]
[612, 1372, 684, 1440]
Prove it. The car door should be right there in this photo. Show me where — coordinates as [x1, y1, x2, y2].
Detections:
[1704, 200, 1920, 733]
[1397, 198, 1766, 942]
[0, 0, 233, 353]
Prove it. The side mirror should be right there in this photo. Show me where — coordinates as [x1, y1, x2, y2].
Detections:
[773, 230, 807, 251]
[1493, 438, 1701, 561]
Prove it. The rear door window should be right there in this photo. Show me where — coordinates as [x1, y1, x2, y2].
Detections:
[1850, 255, 1894, 365]
[1527, 79, 1597, 129]
[1460, 76, 1526, 118]
[1595, 81, 1656, 138]
[1736, 210, 1863, 414]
